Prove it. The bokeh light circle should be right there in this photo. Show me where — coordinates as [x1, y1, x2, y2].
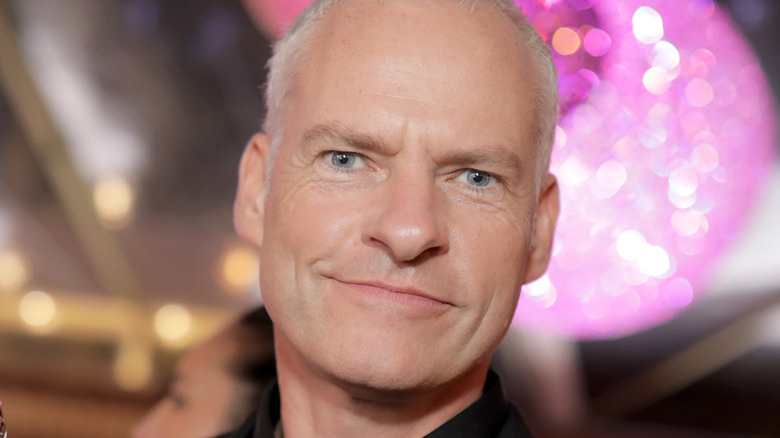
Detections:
[153, 303, 192, 343]
[242, 0, 777, 339]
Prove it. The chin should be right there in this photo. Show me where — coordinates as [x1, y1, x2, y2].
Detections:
[329, 369, 441, 402]
[318, 344, 468, 401]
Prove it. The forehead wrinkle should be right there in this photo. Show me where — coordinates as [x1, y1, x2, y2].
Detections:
[368, 90, 458, 109]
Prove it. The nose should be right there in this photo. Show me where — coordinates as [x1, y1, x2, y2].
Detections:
[362, 173, 449, 263]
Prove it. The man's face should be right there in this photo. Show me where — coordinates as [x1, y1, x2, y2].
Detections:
[237, 0, 558, 395]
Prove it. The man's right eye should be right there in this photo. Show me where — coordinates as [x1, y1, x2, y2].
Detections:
[327, 151, 365, 169]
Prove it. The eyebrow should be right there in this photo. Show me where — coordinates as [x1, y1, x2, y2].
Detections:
[303, 123, 393, 155]
[439, 145, 525, 177]
[302, 123, 525, 176]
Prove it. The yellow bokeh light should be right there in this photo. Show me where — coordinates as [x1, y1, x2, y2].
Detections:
[0, 249, 30, 291]
[19, 290, 56, 327]
[220, 245, 259, 293]
[93, 177, 136, 229]
[114, 339, 153, 391]
[552, 27, 581, 56]
[154, 303, 192, 343]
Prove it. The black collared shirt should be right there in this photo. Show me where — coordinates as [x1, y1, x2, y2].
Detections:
[217, 371, 534, 438]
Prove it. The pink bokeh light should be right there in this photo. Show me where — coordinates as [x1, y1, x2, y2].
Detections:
[243, 0, 778, 339]
[241, 0, 310, 39]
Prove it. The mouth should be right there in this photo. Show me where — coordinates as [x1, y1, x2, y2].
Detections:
[330, 278, 454, 309]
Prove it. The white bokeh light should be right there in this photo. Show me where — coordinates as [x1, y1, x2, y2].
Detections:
[633, 6, 665, 44]
[650, 41, 681, 72]
[617, 230, 647, 262]
[638, 245, 672, 278]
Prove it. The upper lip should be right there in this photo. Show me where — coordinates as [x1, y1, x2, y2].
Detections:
[333, 278, 453, 306]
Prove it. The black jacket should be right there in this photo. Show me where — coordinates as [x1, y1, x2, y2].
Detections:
[217, 370, 534, 438]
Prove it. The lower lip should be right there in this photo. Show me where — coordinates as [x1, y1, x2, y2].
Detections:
[335, 281, 450, 313]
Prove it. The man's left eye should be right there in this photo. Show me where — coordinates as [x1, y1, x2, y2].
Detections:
[456, 169, 493, 187]
[328, 151, 365, 169]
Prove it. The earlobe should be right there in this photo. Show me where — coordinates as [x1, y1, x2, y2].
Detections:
[234, 133, 271, 249]
[524, 174, 560, 283]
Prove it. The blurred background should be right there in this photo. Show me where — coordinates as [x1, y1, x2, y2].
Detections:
[0, 0, 778, 437]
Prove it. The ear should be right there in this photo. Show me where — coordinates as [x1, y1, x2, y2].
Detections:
[524, 174, 560, 283]
[234, 133, 271, 249]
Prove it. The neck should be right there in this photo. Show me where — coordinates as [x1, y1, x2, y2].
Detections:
[274, 333, 489, 438]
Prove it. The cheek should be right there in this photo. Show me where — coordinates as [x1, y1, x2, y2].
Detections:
[450, 211, 530, 319]
[453, 210, 531, 276]
[267, 178, 364, 257]
[259, 181, 364, 312]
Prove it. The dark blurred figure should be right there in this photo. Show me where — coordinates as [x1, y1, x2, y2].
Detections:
[132, 307, 275, 438]
[0, 401, 7, 438]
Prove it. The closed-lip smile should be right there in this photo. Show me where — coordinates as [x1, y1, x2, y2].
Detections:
[331, 278, 454, 307]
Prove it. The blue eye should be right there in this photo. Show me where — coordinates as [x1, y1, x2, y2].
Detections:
[330, 152, 360, 169]
[464, 169, 491, 187]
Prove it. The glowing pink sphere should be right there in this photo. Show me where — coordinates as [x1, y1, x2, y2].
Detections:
[514, 0, 776, 338]
[243, 0, 777, 339]
[241, 0, 310, 39]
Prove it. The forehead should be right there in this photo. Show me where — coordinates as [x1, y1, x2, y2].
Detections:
[286, 0, 539, 150]
[314, 0, 524, 57]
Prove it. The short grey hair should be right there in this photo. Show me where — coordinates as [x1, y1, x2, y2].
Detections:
[263, 0, 559, 174]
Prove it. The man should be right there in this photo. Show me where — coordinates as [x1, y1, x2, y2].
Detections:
[228, 0, 559, 436]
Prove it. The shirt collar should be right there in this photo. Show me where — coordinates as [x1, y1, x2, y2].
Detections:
[231, 370, 514, 438]
[423, 370, 512, 438]
[253, 376, 280, 438]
